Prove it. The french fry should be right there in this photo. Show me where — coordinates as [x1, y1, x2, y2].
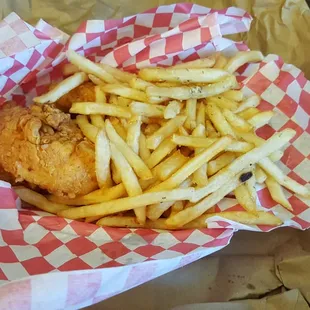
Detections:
[153, 150, 189, 181]
[146, 75, 238, 100]
[146, 115, 186, 149]
[213, 54, 228, 69]
[184, 98, 197, 130]
[67, 50, 117, 83]
[179, 126, 190, 136]
[255, 166, 267, 184]
[196, 101, 206, 127]
[164, 100, 182, 119]
[102, 84, 148, 102]
[111, 161, 122, 184]
[235, 183, 258, 214]
[155, 82, 181, 87]
[194, 129, 296, 202]
[265, 175, 293, 211]
[224, 51, 264, 74]
[90, 115, 105, 128]
[34, 72, 88, 104]
[208, 96, 238, 111]
[248, 111, 275, 129]
[148, 136, 233, 193]
[96, 129, 112, 188]
[206, 101, 236, 137]
[109, 118, 127, 140]
[146, 138, 176, 169]
[259, 157, 309, 197]
[15, 187, 69, 214]
[76, 115, 98, 143]
[234, 95, 260, 113]
[225, 141, 254, 153]
[58, 188, 195, 220]
[237, 107, 260, 120]
[129, 77, 154, 90]
[222, 90, 243, 102]
[105, 119, 153, 180]
[62, 63, 79, 76]
[222, 108, 252, 132]
[109, 94, 118, 105]
[171, 56, 215, 69]
[205, 120, 220, 138]
[99, 63, 136, 83]
[95, 85, 107, 102]
[130, 101, 165, 117]
[70, 102, 131, 118]
[139, 133, 151, 161]
[139, 68, 229, 83]
[117, 97, 132, 107]
[170, 201, 184, 217]
[88, 74, 105, 85]
[245, 168, 257, 203]
[270, 150, 283, 162]
[144, 123, 161, 136]
[126, 115, 142, 154]
[207, 152, 236, 176]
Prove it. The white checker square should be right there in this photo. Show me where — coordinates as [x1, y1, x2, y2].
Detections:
[128, 39, 146, 56]
[177, 47, 196, 60]
[136, 59, 153, 68]
[152, 233, 179, 249]
[45, 245, 76, 268]
[293, 159, 310, 182]
[115, 251, 146, 265]
[292, 106, 308, 130]
[281, 63, 300, 78]
[10, 245, 41, 261]
[209, 24, 220, 38]
[13, 49, 33, 65]
[184, 230, 213, 246]
[68, 33, 87, 50]
[226, 7, 246, 16]
[277, 160, 291, 175]
[292, 132, 310, 156]
[0, 75, 8, 92]
[136, 14, 154, 28]
[4, 12, 20, 24]
[191, 4, 211, 14]
[23, 223, 49, 244]
[0, 262, 29, 281]
[272, 205, 294, 221]
[241, 86, 256, 97]
[149, 40, 166, 58]
[0, 25, 16, 45]
[0, 50, 6, 58]
[150, 27, 169, 35]
[10, 67, 30, 83]
[83, 36, 101, 51]
[102, 52, 118, 67]
[86, 20, 105, 33]
[242, 63, 260, 78]
[87, 229, 112, 247]
[269, 109, 290, 130]
[151, 250, 181, 260]
[52, 229, 79, 243]
[261, 83, 285, 106]
[303, 80, 310, 94]
[260, 61, 280, 82]
[19, 31, 40, 48]
[287, 80, 302, 103]
[171, 13, 188, 27]
[116, 25, 134, 40]
[121, 234, 148, 251]
[80, 248, 112, 268]
[182, 29, 201, 50]
[122, 56, 136, 67]
[297, 207, 310, 222]
[264, 54, 279, 62]
[156, 4, 175, 13]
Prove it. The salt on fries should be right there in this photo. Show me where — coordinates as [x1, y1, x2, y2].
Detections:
[19, 49, 309, 230]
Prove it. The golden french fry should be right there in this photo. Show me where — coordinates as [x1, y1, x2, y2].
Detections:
[222, 108, 252, 132]
[95, 85, 106, 102]
[146, 138, 176, 169]
[248, 111, 275, 129]
[130, 101, 165, 118]
[88, 74, 105, 85]
[105, 119, 153, 180]
[237, 107, 260, 120]
[146, 115, 186, 150]
[179, 126, 190, 136]
[235, 183, 258, 214]
[225, 141, 254, 153]
[109, 117, 127, 140]
[170, 201, 184, 217]
[109, 94, 118, 105]
[194, 129, 296, 202]
[117, 97, 132, 107]
[184, 98, 197, 130]
[146, 75, 238, 100]
[70, 102, 131, 118]
[222, 90, 243, 102]
[58, 187, 195, 220]
[111, 161, 122, 184]
[164, 100, 182, 119]
[196, 102, 206, 127]
[265, 175, 293, 211]
[144, 123, 161, 136]
[34, 72, 88, 104]
[102, 84, 148, 102]
[62, 63, 79, 76]
[76, 115, 98, 143]
[99, 63, 135, 83]
[255, 166, 267, 184]
[245, 168, 257, 203]
[208, 96, 238, 111]
[90, 115, 105, 128]
[148, 136, 233, 193]
[96, 129, 112, 188]
[205, 120, 220, 138]
[206, 101, 236, 137]
[234, 95, 260, 113]
[207, 152, 236, 176]
[139, 133, 151, 161]
[172, 56, 215, 69]
[15, 187, 69, 214]
[155, 82, 181, 87]
[139, 67, 229, 83]
[67, 50, 117, 83]
[129, 77, 154, 90]
[213, 54, 228, 69]
[224, 51, 264, 74]
[126, 115, 142, 154]
[153, 150, 189, 181]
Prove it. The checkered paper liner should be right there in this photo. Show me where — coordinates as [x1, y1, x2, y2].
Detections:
[0, 3, 309, 308]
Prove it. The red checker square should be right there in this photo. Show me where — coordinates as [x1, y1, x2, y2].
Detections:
[257, 187, 277, 209]
[76, 22, 87, 33]
[36, 84, 49, 96]
[144, 34, 161, 46]
[100, 241, 130, 259]
[37, 216, 68, 231]
[215, 221, 232, 228]
[258, 99, 275, 111]
[98, 261, 122, 268]
[117, 37, 132, 46]
[200, 27, 211, 42]
[49, 67, 63, 82]
[0, 268, 8, 280]
[104, 19, 123, 30]
[18, 214, 36, 230]
[172, 229, 196, 242]
[175, 3, 193, 13]
[169, 243, 199, 254]
[134, 229, 159, 243]
[122, 17, 136, 27]
[288, 196, 309, 215]
[165, 33, 183, 54]
[35, 232, 64, 256]
[203, 235, 231, 248]
[306, 120, 310, 134]
[69, 220, 98, 237]
[256, 124, 276, 140]
[134, 25, 151, 38]
[246, 72, 273, 94]
[134, 245, 164, 257]
[273, 71, 295, 92]
[153, 13, 172, 28]
[1, 78, 15, 95]
[125, 262, 157, 288]
[226, 204, 245, 212]
[291, 216, 310, 230]
[66, 237, 97, 256]
[0, 246, 18, 263]
[280, 120, 304, 142]
[22, 257, 55, 275]
[299, 90, 310, 115]
[1, 230, 27, 246]
[183, 52, 199, 62]
[43, 42, 63, 59]
[179, 17, 200, 32]
[203, 228, 230, 239]
[214, 205, 221, 212]
[277, 95, 298, 117]
[66, 272, 102, 307]
[0, 187, 17, 209]
[104, 226, 131, 241]
[256, 224, 275, 232]
[135, 46, 150, 63]
[0, 36, 27, 56]
[101, 30, 117, 45]
[33, 29, 51, 40]
[281, 145, 305, 170]
[296, 72, 307, 88]
[123, 64, 137, 72]
[11, 93, 26, 106]
[4, 60, 23, 76]
[58, 257, 91, 272]
[113, 45, 130, 64]
[150, 55, 168, 64]
[287, 170, 307, 185]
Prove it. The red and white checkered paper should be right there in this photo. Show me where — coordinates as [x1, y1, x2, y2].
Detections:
[0, 3, 309, 308]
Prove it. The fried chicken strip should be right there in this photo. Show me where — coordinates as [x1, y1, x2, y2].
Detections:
[0, 102, 97, 197]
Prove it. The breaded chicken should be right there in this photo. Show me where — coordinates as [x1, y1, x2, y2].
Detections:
[0, 102, 98, 197]
[54, 82, 96, 112]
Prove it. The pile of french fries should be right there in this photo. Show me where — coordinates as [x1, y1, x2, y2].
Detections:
[15, 50, 310, 230]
